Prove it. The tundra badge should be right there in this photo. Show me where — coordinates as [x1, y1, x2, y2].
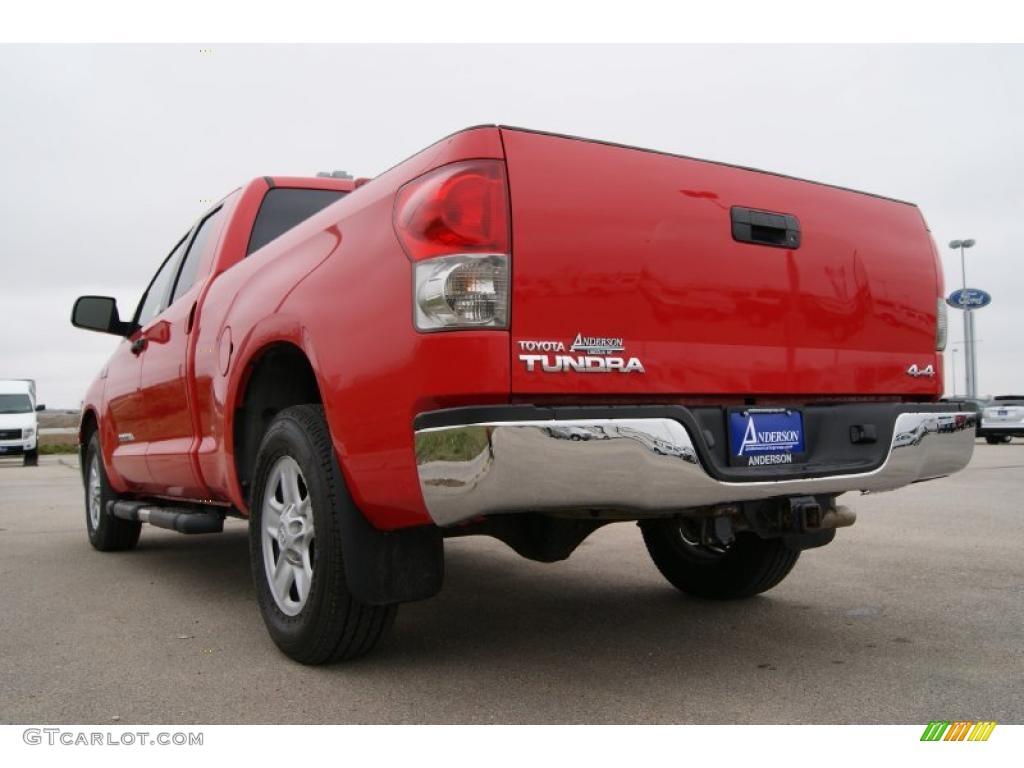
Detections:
[517, 334, 645, 374]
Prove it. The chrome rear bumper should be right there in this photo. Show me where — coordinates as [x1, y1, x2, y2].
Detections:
[414, 411, 976, 527]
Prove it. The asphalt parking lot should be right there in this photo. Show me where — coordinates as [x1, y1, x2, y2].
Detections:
[0, 444, 1021, 724]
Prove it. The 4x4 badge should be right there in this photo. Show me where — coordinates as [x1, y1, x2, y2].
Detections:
[906, 364, 935, 378]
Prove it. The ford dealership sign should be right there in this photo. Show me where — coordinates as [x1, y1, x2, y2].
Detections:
[946, 288, 992, 309]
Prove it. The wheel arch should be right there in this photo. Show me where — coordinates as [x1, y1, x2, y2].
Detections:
[78, 407, 100, 484]
[230, 339, 326, 507]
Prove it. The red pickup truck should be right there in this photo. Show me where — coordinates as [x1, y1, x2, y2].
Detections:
[72, 126, 976, 663]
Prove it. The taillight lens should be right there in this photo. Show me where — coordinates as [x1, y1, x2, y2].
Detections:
[936, 298, 948, 351]
[397, 159, 511, 330]
[415, 254, 509, 330]
[394, 159, 510, 261]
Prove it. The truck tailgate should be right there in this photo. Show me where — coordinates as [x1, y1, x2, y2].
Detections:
[501, 128, 943, 397]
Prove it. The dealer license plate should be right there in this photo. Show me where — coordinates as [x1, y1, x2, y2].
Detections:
[728, 409, 805, 467]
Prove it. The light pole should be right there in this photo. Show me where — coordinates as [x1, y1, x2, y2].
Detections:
[949, 238, 976, 398]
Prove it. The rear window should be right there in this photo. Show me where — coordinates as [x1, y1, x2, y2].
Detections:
[246, 188, 346, 256]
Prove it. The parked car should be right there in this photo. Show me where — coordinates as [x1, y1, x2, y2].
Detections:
[0, 379, 44, 466]
[71, 126, 976, 663]
[979, 396, 1024, 443]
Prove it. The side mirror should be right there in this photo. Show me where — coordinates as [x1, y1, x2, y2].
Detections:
[71, 296, 133, 336]
[35, 404, 45, 412]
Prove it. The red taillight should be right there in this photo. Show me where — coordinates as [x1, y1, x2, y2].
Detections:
[393, 159, 510, 261]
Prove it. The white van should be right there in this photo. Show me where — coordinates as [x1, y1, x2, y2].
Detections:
[0, 379, 43, 466]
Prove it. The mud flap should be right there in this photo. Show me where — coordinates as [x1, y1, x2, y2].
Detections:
[337, 508, 444, 606]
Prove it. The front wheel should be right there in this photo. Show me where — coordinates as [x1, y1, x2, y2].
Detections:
[83, 433, 141, 551]
[23, 448, 38, 467]
[640, 519, 800, 599]
[249, 405, 396, 664]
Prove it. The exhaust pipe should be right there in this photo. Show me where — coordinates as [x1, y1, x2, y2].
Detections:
[820, 505, 857, 530]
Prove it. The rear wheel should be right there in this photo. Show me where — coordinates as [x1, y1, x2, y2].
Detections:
[249, 405, 396, 664]
[83, 433, 141, 551]
[641, 518, 799, 599]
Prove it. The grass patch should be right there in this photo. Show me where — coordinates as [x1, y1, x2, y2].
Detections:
[415, 428, 490, 463]
[39, 443, 78, 455]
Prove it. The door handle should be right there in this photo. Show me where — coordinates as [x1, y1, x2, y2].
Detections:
[130, 337, 147, 356]
[731, 206, 801, 249]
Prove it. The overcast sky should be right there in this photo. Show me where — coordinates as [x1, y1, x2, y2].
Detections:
[1, 44, 1021, 407]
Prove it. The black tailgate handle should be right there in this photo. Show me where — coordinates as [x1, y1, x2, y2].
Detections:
[731, 207, 800, 249]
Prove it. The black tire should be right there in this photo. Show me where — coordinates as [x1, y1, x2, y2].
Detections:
[984, 436, 1011, 445]
[248, 405, 396, 664]
[83, 433, 141, 551]
[23, 448, 38, 467]
[641, 520, 800, 600]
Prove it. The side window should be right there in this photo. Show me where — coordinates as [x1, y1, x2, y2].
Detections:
[170, 207, 224, 305]
[247, 188, 346, 256]
[135, 237, 187, 328]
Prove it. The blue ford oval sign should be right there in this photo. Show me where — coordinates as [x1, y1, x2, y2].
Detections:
[947, 288, 992, 309]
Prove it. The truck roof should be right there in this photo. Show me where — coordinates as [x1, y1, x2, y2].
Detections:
[0, 379, 35, 397]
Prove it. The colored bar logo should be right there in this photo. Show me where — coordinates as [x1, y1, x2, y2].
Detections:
[920, 720, 997, 741]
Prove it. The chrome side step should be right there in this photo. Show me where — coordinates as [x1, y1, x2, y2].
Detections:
[107, 500, 224, 534]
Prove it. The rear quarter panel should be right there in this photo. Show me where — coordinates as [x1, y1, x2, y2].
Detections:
[197, 128, 511, 528]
